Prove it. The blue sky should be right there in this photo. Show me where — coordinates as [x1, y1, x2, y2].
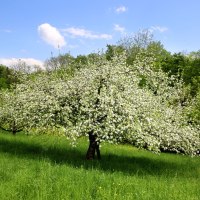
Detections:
[0, 0, 200, 67]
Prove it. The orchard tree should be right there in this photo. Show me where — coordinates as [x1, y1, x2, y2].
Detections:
[1, 51, 199, 158]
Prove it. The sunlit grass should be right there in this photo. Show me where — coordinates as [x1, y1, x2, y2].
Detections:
[0, 130, 199, 200]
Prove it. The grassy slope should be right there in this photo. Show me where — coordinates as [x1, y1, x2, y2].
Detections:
[0, 131, 199, 200]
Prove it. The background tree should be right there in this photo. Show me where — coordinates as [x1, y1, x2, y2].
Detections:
[105, 44, 125, 61]
[118, 29, 154, 64]
[0, 65, 18, 90]
[182, 55, 200, 96]
[44, 53, 75, 72]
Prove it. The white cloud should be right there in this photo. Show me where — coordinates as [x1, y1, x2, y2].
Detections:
[63, 27, 112, 40]
[150, 26, 168, 33]
[114, 24, 125, 33]
[115, 6, 127, 13]
[38, 23, 66, 49]
[0, 58, 44, 70]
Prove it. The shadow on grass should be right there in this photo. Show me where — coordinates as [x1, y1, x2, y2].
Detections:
[0, 134, 196, 177]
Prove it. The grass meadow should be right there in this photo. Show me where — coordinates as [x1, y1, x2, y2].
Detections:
[0, 130, 199, 200]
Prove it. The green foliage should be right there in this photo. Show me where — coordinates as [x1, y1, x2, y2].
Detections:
[188, 90, 200, 125]
[74, 55, 88, 66]
[105, 44, 125, 61]
[0, 132, 199, 200]
[158, 51, 200, 97]
[182, 57, 200, 96]
[160, 53, 187, 76]
[0, 65, 15, 89]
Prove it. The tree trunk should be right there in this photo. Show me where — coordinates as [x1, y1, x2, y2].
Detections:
[12, 129, 17, 135]
[12, 121, 17, 135]
[86, 132, 101, 160]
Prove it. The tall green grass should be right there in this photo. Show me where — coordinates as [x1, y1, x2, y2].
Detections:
[0, 130, 199, 200]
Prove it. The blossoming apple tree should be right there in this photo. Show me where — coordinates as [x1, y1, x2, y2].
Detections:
[1, 51, 199, 158]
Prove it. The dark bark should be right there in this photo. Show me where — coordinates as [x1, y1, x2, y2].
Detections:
[12, 129, 17, 135]
[86, 132, 101, 160]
